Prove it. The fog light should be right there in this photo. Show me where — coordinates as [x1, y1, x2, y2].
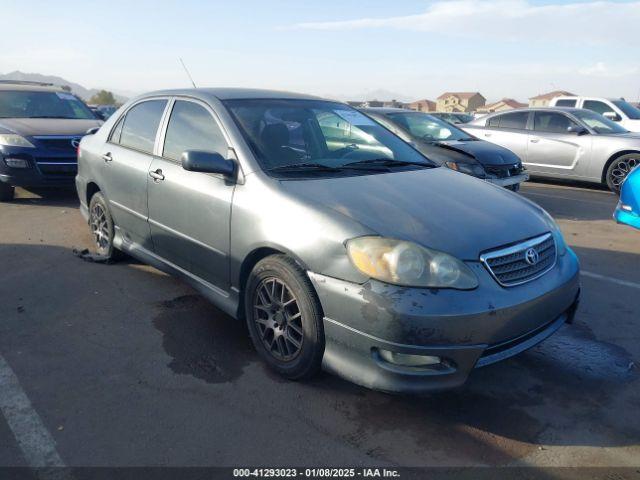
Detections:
[378, 349, 441, 367]
[5, 158, 29, 169]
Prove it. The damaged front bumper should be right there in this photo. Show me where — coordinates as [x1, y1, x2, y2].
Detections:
[309, 248, 580, 393]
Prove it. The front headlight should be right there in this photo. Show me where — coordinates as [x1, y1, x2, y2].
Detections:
[346, 237, 478, 289]
[540, 209, 567, 256]
[0, 134, 35, 148]
[445, 161, 486, 178]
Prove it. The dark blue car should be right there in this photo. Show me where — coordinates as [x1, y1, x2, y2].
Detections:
[0, 81, 102, 201]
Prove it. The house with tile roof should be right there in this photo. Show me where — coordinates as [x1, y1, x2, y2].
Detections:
[529, 90, 576, 107]
[436, 92, 486, 112]
[408, 99, 436, 112]
[477, 98, 527, 113]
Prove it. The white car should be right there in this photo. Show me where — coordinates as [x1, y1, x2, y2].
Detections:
[550, 96, 640, 132]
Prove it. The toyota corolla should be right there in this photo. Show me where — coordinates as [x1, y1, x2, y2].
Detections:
[76, 88, 580, 393]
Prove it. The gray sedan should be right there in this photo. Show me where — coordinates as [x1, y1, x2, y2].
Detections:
[76, 89, 580, 393]
[463, 107, 640, 193]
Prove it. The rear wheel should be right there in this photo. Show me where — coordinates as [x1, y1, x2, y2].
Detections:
[245, 255, 324, 380]
[88, 192, 122, 260]
[0, 183, 15, 201]
[606, 153, 639, 194]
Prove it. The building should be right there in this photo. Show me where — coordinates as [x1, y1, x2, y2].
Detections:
[408, 99, 436, 112]
[362, 100, 384, 108]
[529, 90, 576, 107]
[436, 92, 486, 112]
[477, 98, 527, 113]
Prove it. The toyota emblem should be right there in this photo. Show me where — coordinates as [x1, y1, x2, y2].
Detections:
[71, 138, 81, 148]
[524, 247, 539, 265]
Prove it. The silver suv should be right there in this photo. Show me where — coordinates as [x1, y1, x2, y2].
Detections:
[76, 89, 580, 393]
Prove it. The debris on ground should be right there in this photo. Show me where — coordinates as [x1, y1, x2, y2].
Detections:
[72, 248, 112, 264]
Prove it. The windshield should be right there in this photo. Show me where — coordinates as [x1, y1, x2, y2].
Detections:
[572, 109, 629, 134]
[0, 90, 97, 119]
[612, 100, 640, 120]
[224, 99, 433, 175]
[387, 112, 475, 141]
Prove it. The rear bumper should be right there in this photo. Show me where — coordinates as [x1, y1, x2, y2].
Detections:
[310, 249, 580, 393]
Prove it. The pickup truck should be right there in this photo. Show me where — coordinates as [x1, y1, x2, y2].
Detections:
[550, 96, 640, 132]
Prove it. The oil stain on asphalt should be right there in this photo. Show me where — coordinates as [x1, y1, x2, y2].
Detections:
[153, 294, 255, 384]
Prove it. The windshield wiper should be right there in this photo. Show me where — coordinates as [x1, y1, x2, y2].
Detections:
[343, 158, 434, 169]
[268, 162, 341, 173]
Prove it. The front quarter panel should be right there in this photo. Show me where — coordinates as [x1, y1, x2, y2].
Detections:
[229, 173, 373, 290]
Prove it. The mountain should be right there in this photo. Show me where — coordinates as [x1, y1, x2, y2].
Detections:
[326, 88, 414, 103]
[0, 71, 129, 103]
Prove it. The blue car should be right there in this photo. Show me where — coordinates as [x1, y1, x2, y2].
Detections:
[614, 166, 640, 230]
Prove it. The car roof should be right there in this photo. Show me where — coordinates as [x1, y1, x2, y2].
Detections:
[0, 82, 68, 93]
[359, 107, 420, 114]
[483, 107, 583, 115]
[139, 87, 328, 102]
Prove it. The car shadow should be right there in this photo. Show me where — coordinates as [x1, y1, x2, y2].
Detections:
[12, 187, 79, 208]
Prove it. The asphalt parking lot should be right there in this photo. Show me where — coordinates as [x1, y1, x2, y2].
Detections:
[0, 180, 638, 469]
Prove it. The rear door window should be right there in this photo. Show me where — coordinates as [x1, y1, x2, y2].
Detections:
[162, 100, 228, 161]
[489, 112, 529, 130]
[118, 100, 168, 154]
[555, 99, 577, 107]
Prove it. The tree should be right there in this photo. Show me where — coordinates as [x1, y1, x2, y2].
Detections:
[88, 90, 116, 105]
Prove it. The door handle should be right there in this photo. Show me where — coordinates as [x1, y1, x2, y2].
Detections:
[149, 169, 165, 181]
[102, 152, 113, 162]
[530, 137, 540, 143]
[484, 133, 492, 137]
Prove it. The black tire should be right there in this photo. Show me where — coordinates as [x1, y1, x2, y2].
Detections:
[245, 254, 324, 380]
[88, 192, 122, 260]
[0, 183, 15, 201]
[606, 153, 640, 194]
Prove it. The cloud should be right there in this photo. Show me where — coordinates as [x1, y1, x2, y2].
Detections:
[290, 0, 640, 45]
[578, 62, 640, 77]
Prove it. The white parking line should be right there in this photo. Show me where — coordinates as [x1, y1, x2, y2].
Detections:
[582, 270, 640, 290]
[0, 353, 68, 476]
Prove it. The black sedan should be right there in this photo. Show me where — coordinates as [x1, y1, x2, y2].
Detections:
[361, 108, 528, 191]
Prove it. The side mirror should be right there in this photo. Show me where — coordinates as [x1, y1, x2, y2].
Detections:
[567, 125, 588, 135]
[181, 150, 236, 178]
[603, 111, 621, 122]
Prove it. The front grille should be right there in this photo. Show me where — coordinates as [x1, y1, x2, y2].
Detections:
[485, 163, 523, 179]
[33, 136, 80, 154]
[480, 233, 556, 287]
[35, 157, 77, 176]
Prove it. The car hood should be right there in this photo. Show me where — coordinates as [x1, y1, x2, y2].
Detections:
[280, 167, 550, 260]
[417, 139, 520, 166]
[0, 118, 102, 137]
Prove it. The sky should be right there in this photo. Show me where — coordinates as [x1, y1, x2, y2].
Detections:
[2, 0, 639, 102]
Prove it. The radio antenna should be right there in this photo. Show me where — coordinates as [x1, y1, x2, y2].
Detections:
[179, 58, 197, 88]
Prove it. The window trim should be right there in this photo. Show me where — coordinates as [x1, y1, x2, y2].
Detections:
[157, 96, 233, 165]
[106, 96, 172, 156]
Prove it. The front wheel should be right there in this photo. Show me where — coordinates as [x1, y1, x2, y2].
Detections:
[0, 183, 15, 201]
[606, 154, 639, 194]
[245, 255, 324, 380]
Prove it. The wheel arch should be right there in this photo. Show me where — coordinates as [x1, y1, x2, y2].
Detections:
[602, 150, 640, 184]
[236, 244, 311, 319]
[85, 181, 102, 206]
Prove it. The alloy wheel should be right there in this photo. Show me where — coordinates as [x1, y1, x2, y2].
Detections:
[89, 203, 110, 251]
[610, 156, 639, 188]
[253, 277, 304, 361]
